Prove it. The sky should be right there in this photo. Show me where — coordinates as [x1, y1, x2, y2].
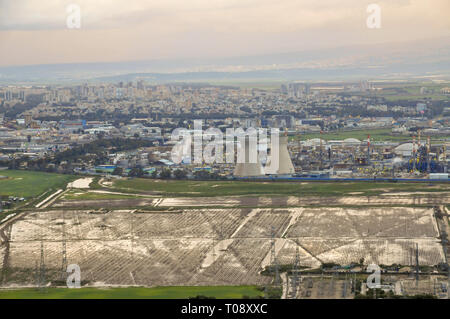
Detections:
[0, 0, 449, 67]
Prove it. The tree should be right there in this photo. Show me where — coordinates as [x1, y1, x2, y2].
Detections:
[173, 169, 187, 179]
[150, 170, 158, 178]
[128, 167, 144, 177]
[112, 167, 123, 176]
[194, 170, 215, 180]
[159, 168, 172, 179]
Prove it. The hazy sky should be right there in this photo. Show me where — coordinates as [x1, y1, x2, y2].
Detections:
[0, 0, 449, 66]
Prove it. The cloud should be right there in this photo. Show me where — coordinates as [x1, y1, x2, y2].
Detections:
[0, 0, 448, 66]
[1, 0, 449, 31]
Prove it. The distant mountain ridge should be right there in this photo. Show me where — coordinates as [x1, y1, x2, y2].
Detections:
[1, 37, 449, 84]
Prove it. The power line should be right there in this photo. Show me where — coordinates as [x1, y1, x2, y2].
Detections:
[289, 247, 300, 299]
[415, 243, 419, 288]
[38, 237, 46, 292]
[60, 210, 67, 282]
[270, 226, 280, 287]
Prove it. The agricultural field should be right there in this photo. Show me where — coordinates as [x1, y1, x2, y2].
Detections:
[53, 192, 450, 210]
[52, 178, 450, 209]
[292, 128, 449, 143]
[0, 207, 444, 290]
[0, 170, 76, 198]
[0, 175, 448, 299]
[61, 190, 141, 201]
[0, 286, 263, 299]
[352, 82, 450, 102]
[108, 178, 450, 198]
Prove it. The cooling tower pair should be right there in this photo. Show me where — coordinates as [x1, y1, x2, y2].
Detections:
[233, 135, 295, 177]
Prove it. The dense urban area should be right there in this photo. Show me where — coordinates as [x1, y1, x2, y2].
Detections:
[1, 80, 450, 180]
[0, 79, 449, 299]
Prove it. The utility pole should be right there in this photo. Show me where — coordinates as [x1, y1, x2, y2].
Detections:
[290, 247, 300, 299]
[442, 231, 449, 299]
[319, 131, 324, 170]
[415, 243, 420, 288]
[270, 226, 280, 287]
[39, 239, 46, 292]
[413, 135, 417, 172]
[60, 211, 67, 282]
[444, 144, 447, 173]
[34, 260, 39, 289]
[427, 136, 431, 174]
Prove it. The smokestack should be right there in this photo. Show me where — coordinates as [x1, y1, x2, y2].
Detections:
[233, 135, 264, 177]
[265, 135, 295, 176]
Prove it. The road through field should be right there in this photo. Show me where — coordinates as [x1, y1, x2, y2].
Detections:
[35, 189, 64, 208]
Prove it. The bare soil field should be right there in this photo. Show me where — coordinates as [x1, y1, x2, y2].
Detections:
[0, 206, 445, 288]
[53, 198, 156, 208]
[53, 193, 450, 209]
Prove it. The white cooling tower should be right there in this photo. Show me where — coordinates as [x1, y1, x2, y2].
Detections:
[233, 136, 264, 177]
[265, 135, 295, 176]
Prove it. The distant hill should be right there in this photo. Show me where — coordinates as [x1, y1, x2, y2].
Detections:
[1, 37, 449, 84]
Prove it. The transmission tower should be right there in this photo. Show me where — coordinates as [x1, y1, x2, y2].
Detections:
[39, 239, 46, 291]
[270, 226, 280, 286]
[427, 136, 431, 173]
[342, 273, 348, 298]
[415, 243, 420, 288]
[34, 260, 39, 289]
[442, 232, 449, 299]
[60, 211, 67, 281]
[130, 211, 134, 259]
[290, 247, 300, 299]
[212, 229, 216, 263]
[413, 135, 417, 172]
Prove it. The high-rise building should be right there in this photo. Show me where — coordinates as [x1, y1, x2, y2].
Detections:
[137, 80, 145, 90]
[4, 91, 12, 101]
[19, 90, 26, 101]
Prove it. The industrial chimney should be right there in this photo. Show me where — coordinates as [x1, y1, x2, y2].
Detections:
[233, 135, 264, 177]
[265, 135, 295, 176]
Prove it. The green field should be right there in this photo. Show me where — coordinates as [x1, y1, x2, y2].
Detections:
[207, 80, 282, 90]
[355, 82, 450, 101]
[110, 178, 449, 197]
[0, 286, 263, 299]
[291, 128, 447, 143]
[382, 94, 448, 101]
[0, 170, 76, 198]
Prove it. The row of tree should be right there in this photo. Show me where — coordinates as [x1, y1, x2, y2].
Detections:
[111, 167, 226, 180]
